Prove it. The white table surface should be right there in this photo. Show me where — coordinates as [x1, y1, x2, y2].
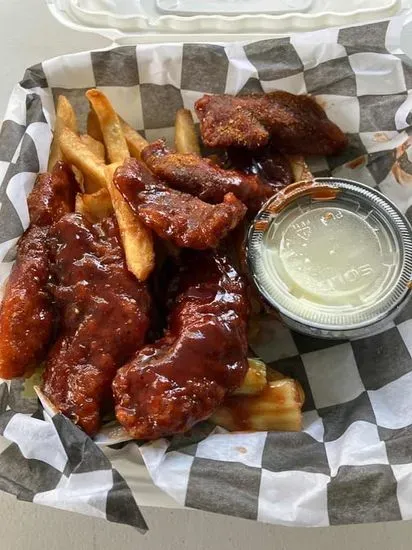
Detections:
[1, 1, 412, 548]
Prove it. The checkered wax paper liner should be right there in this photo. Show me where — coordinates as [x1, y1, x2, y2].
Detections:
[2, 15, 412, 530]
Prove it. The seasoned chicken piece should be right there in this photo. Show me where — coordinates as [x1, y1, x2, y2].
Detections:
[114, 158, 246, 249]
[0, 226, 52, 379]
[28, 163, 77, 227]
[195, 91, 347, 154]
[0, 162, 76, 379]
[42, 213, 151, 436]
[112, 250, 249, 440]
[141, 139, 274, 211]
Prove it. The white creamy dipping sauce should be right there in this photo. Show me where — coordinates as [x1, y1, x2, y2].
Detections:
[248, 178, 412, 337]
[262, 205, 394, 307]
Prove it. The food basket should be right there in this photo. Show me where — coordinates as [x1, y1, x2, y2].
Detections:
[1, 0, 412, 532]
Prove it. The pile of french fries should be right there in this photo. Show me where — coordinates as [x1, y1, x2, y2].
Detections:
[212, 358, 304, 432]
[49, 91, 154, 281]
[49, 89, 305, 433]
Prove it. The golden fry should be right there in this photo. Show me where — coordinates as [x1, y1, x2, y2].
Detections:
[85, 89, 129, 164]
[174, 108, 200, 155]
[59, 127, 106, 192]
[48, 95, 78, 171]
[211, 378, 304, 432]
[119, 117, 148, 160]
[81, 188, 114, 223]
[234, 358, 267, 396]
[72, 166, 85, 193]
[288, 154, 313, 183]
[80, 134, 105, 162]
[77, 134, 105, 191]
[75, 186, 113, 224]
[105, 164, 155, 281]
[266, 368, 289, 382]
[87, 109, 104, 142]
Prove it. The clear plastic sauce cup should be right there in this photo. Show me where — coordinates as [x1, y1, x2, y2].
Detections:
[247, 178, 412, 339]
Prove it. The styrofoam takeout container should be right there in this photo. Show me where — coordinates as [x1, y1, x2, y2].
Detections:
[47, 0, 408, 43]
[1, 0, 412, 531]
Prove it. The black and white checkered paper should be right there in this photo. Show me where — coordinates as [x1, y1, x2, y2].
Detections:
[1, 15, 412, 529]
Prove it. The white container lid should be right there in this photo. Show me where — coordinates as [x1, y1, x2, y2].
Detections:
[47, 0, 404, 43]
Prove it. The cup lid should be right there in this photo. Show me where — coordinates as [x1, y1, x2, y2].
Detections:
[247, 178, 412, 330]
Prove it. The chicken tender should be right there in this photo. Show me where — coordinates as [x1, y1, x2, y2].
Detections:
[42, 213, 151, 436]
[195, 91, 347, 154]
[0, 162, 76, 379]
[114, 158, 246, 249]
[112, 251, 249, 439]
[142, 139, 274, 210]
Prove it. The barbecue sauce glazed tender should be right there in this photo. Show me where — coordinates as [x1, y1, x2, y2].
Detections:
[0, 162, 77, 379]
[42, 213, 151, 436]
[112, 250, 249, 440]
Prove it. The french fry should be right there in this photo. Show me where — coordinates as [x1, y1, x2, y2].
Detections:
[87, 108, 104, 142]
[76, 188, 114, 223]
[267, 368, 289, 382]
[59, 127, 107, 192]
[72, 166, 85, 193]
[87, 108, 103, 143]
[48, 95, 78, 171]
[119, 117, 148, 160]
[211, 378, 304, 432]
[288, 154, 313, 183]
[85, 89, 129, 164]
[76, 134, 105, 191]
[80, 134, 105, 162]
[105, 164, 155, 281]
[174, 108, 200, 155]
[83, 188, 113, 220]
[234, 358, 267, 396]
